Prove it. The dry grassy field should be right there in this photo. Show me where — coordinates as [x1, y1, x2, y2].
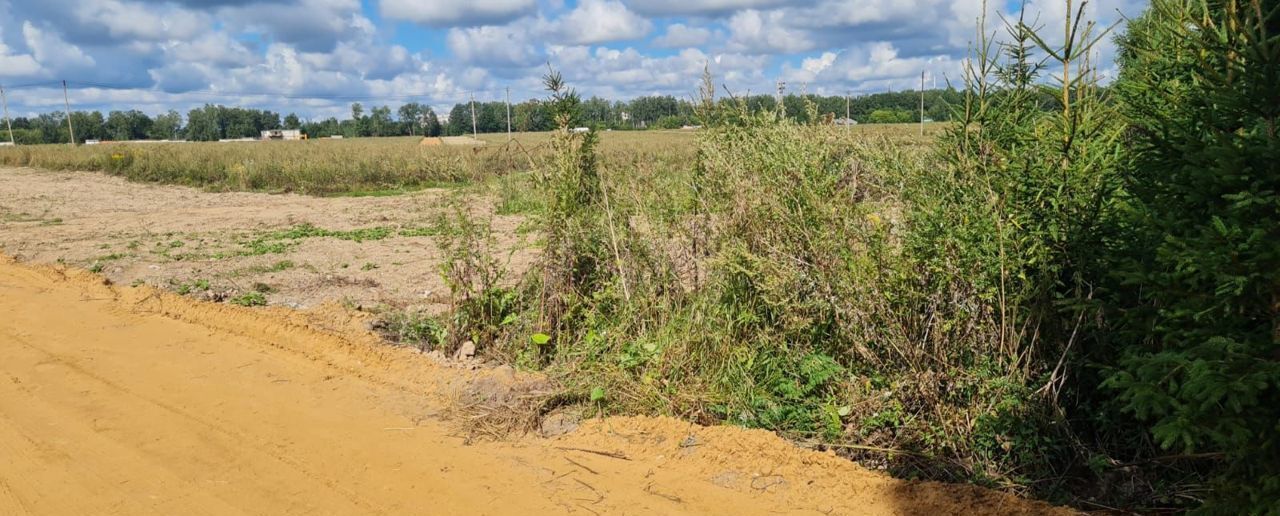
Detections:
[0, 125, 938, 195]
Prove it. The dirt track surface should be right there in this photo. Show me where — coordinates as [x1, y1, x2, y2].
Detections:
[0, 167, 531, 313]
[0, 255, 1072, 515]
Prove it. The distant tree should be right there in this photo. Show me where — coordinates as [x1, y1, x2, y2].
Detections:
[283, 113, 301, 130]
[445, 103, 470, 136]
[368, 106, 393, 136]
[185, 106, 221, 141]
[348, 102, 366, 136]
[69, 111, 105, 143]
[149, 110, 183, 140]
[106, 110, 153, 141]
[867, 108, 913, 124]
[514, 100, 551, 132]
[397, 103, 422, 136]
[421, 107, 441, 137]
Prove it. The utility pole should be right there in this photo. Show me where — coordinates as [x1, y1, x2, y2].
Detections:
[62, 80, 76, 146]
[845, 92, 850, 124]
[0, 84, 13, 145]
[920, 71, 926, 136]
[470, 93, 478, 138]
[505, 87, 511, 142]
[775, 80, 785, 116]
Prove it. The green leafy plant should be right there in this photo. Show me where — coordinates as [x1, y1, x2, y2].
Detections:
[229, 291, 267, 307]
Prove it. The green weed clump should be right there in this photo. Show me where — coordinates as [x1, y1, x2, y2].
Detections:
[229, 291, 267, 307]
[431, 66, 1084, 497]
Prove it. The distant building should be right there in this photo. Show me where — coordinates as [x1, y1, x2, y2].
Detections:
[834, 117, 858, 126]
[260, 129, 304, 141]
[571, 127, 590, 133]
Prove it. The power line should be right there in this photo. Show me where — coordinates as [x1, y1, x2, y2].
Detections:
[60, 80, 512, 103]
[5, 80, 517, 109]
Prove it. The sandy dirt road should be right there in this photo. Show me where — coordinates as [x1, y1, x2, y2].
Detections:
[0, 256, 1071, 516]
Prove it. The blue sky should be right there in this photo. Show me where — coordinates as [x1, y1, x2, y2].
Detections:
[0, 0, 1146, 120]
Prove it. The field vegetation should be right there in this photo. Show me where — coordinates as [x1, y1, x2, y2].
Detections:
[1, 0, 1274, 512]
[421, 1, 1277, 513]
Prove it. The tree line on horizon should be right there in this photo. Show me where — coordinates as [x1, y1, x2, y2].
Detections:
[1, 89, 964, 145]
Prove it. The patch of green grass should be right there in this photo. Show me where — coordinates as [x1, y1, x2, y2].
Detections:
[397, 226, 442, 237]
[360, 262, 379, 271]
[228, 259, 297, 277]
[375, 310, 446, 351]
[229, 291, 267, 307]
[324, 180, 468, 197]
[174, 278, 211, 295]
[493, 172, 545, 215]
[229, 222, 440, 257]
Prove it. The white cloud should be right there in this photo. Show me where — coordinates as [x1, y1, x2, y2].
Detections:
[22, 22, 96, 71]
[163, 31, 258, 67]
[381, 0, 536, 27]
[0, 24, 42, 78]
[727, 9, 813, 54]
[624, 0, 802, 16]
[447, 23, 543, 67]
[71, 0, 209, 42]
[219, 0, 370, 52]
[554, 0, 652, 45]
[652, 23, 713, 48]
[780, 41, 961, 94]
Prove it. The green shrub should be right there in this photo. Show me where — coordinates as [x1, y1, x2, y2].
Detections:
[1103, 0, 1280, 511]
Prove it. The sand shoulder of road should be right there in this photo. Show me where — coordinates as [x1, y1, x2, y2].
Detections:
[0, 254, 1074, 515]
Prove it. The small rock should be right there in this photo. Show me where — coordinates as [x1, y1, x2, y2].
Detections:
[492, 364, 515, 380]
[539, 411, 580, 438]
[453, 340, 476, 361]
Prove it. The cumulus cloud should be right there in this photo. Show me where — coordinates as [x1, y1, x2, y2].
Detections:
[23, 22, 96, 71]
[219, 0, 371, 52]
[727, 9, 813, 54]
[780, 41, 961, 93]
[162, 31, 258, 68]
[553, 0, 652, 45]
[624, 0, 803, 16]
[447, 23, 543, 68]
[72, 0, 209, 42]
[652, 23, 713, 48]
[0, 24, 42, 79]
[380, 0, 536, 27]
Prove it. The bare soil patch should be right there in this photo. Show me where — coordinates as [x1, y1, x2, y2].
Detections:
[0, 166, 534, 313]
